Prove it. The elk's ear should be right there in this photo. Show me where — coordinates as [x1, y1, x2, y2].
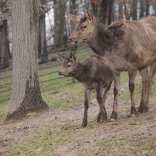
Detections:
[68, 14, 80, 24]
[57, 53, 65, 61]
[69, 53, 76, 62]
[85, 10, 96, 23]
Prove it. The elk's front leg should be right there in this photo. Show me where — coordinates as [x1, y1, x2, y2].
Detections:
[110, 72, 120, 120]
[82, 89, 92, 127]
[128, 69, 137, 115]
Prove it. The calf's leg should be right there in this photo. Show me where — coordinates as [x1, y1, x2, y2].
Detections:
[96, 86, 107, 123]
[82, 89, 92, 127]
[97, 83, 112, 122]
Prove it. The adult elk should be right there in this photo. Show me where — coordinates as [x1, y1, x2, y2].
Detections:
[58, 53, 113, 127]
[68, 10, 156, 120]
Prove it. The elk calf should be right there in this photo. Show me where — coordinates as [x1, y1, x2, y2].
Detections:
[58, 53, 113, 127]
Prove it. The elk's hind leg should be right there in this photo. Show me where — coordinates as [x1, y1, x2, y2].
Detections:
[144, 62, 156, 111]
[138, 68, 149, 113]
[110, 72, 120, 120]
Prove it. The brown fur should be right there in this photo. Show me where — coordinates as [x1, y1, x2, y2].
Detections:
[68, 11, 156, 118]
[58, 53, 113, 127]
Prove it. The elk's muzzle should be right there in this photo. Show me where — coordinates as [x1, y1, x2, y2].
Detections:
[58, 71, 65, 77]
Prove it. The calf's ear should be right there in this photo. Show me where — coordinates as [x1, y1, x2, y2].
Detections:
[69, 53, 76, 62]
[68, 14, 80, 24]
[57, 53, 65, 61]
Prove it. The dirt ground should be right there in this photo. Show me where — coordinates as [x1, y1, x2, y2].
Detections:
[0, 79, 156, 156]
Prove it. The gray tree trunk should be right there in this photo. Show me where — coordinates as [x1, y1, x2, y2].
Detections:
[132, 0, 137, 20]
[38, 0, 48, 63]
[146, 0, 149, 16]
[54, 0, 66, 46]
[6, 0, 48, 120]
[0, 20, 9, 70]
[38, 13, 48, 63]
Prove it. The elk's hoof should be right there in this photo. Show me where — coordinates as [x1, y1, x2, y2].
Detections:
[138, 106, 148, 114]
[97, 113, 101, 123]
[81, 122, 87, 128]
[110, 111, 118, 120]
[131, 106, 137, 116]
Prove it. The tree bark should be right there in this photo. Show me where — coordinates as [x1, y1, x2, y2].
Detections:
[38, 13, 48, 63]
[38, 0, 48, 63]
[100, 0, 109, 24]
[132, 0, 137, 20]
[108, 0, 115, 25]
[54, 0, 66, 46]
[100, 0, 114, 25]
[6, 0, 48, 120]
[0, 20, 9, 70]
[146, 0, 149, 16]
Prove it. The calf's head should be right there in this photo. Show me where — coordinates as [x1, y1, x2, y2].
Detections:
[68, 10, 97, 45]
[58, 53, 77, 77]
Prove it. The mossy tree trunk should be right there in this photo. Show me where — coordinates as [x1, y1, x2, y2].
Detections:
[6, 0, 48, 120]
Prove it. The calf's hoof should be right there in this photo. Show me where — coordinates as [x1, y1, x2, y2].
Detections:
[101, 114, 107, 123]
[131, 106, 137, 116]
[81, 122, 87, 128]
[110, 111, 118, 120]
[97, 113, 101, 123]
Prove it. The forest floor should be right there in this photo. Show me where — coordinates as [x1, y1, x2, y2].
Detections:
[0, 74, 156, 156]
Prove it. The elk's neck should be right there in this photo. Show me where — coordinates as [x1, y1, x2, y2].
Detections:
[72, 62, 89, 82]
[87, 23, 115, 56]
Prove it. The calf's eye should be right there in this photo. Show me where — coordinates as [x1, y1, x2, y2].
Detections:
[67, 65, 71, 67]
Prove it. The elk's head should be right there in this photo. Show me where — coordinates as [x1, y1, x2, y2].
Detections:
[68, 10, 97, 45]
[58, 53, 77, 77]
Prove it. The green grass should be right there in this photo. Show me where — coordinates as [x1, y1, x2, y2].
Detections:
[7, 124, 77, 156]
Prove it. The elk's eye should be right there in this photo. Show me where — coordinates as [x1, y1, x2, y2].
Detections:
[67, 64, 71, 67]
[81, 25, 87, 30]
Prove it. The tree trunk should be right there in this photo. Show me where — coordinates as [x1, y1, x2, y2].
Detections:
[38, 14, 48, 64]
[91, 2, 99, 17]
[146, 0, 149, 16]
[70, 0, 77, 32]
[100, 0, 109, 24]
[108, 0, 115, 24]
[140, 0, 144, 18]
[0, 20, 9, 70]
[6, 0, 48, 120]
[54, 0, 66, 46]
[100, 0, 114, 25]
[118, 2, 123, 20]
[132, 0, 137, 20]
